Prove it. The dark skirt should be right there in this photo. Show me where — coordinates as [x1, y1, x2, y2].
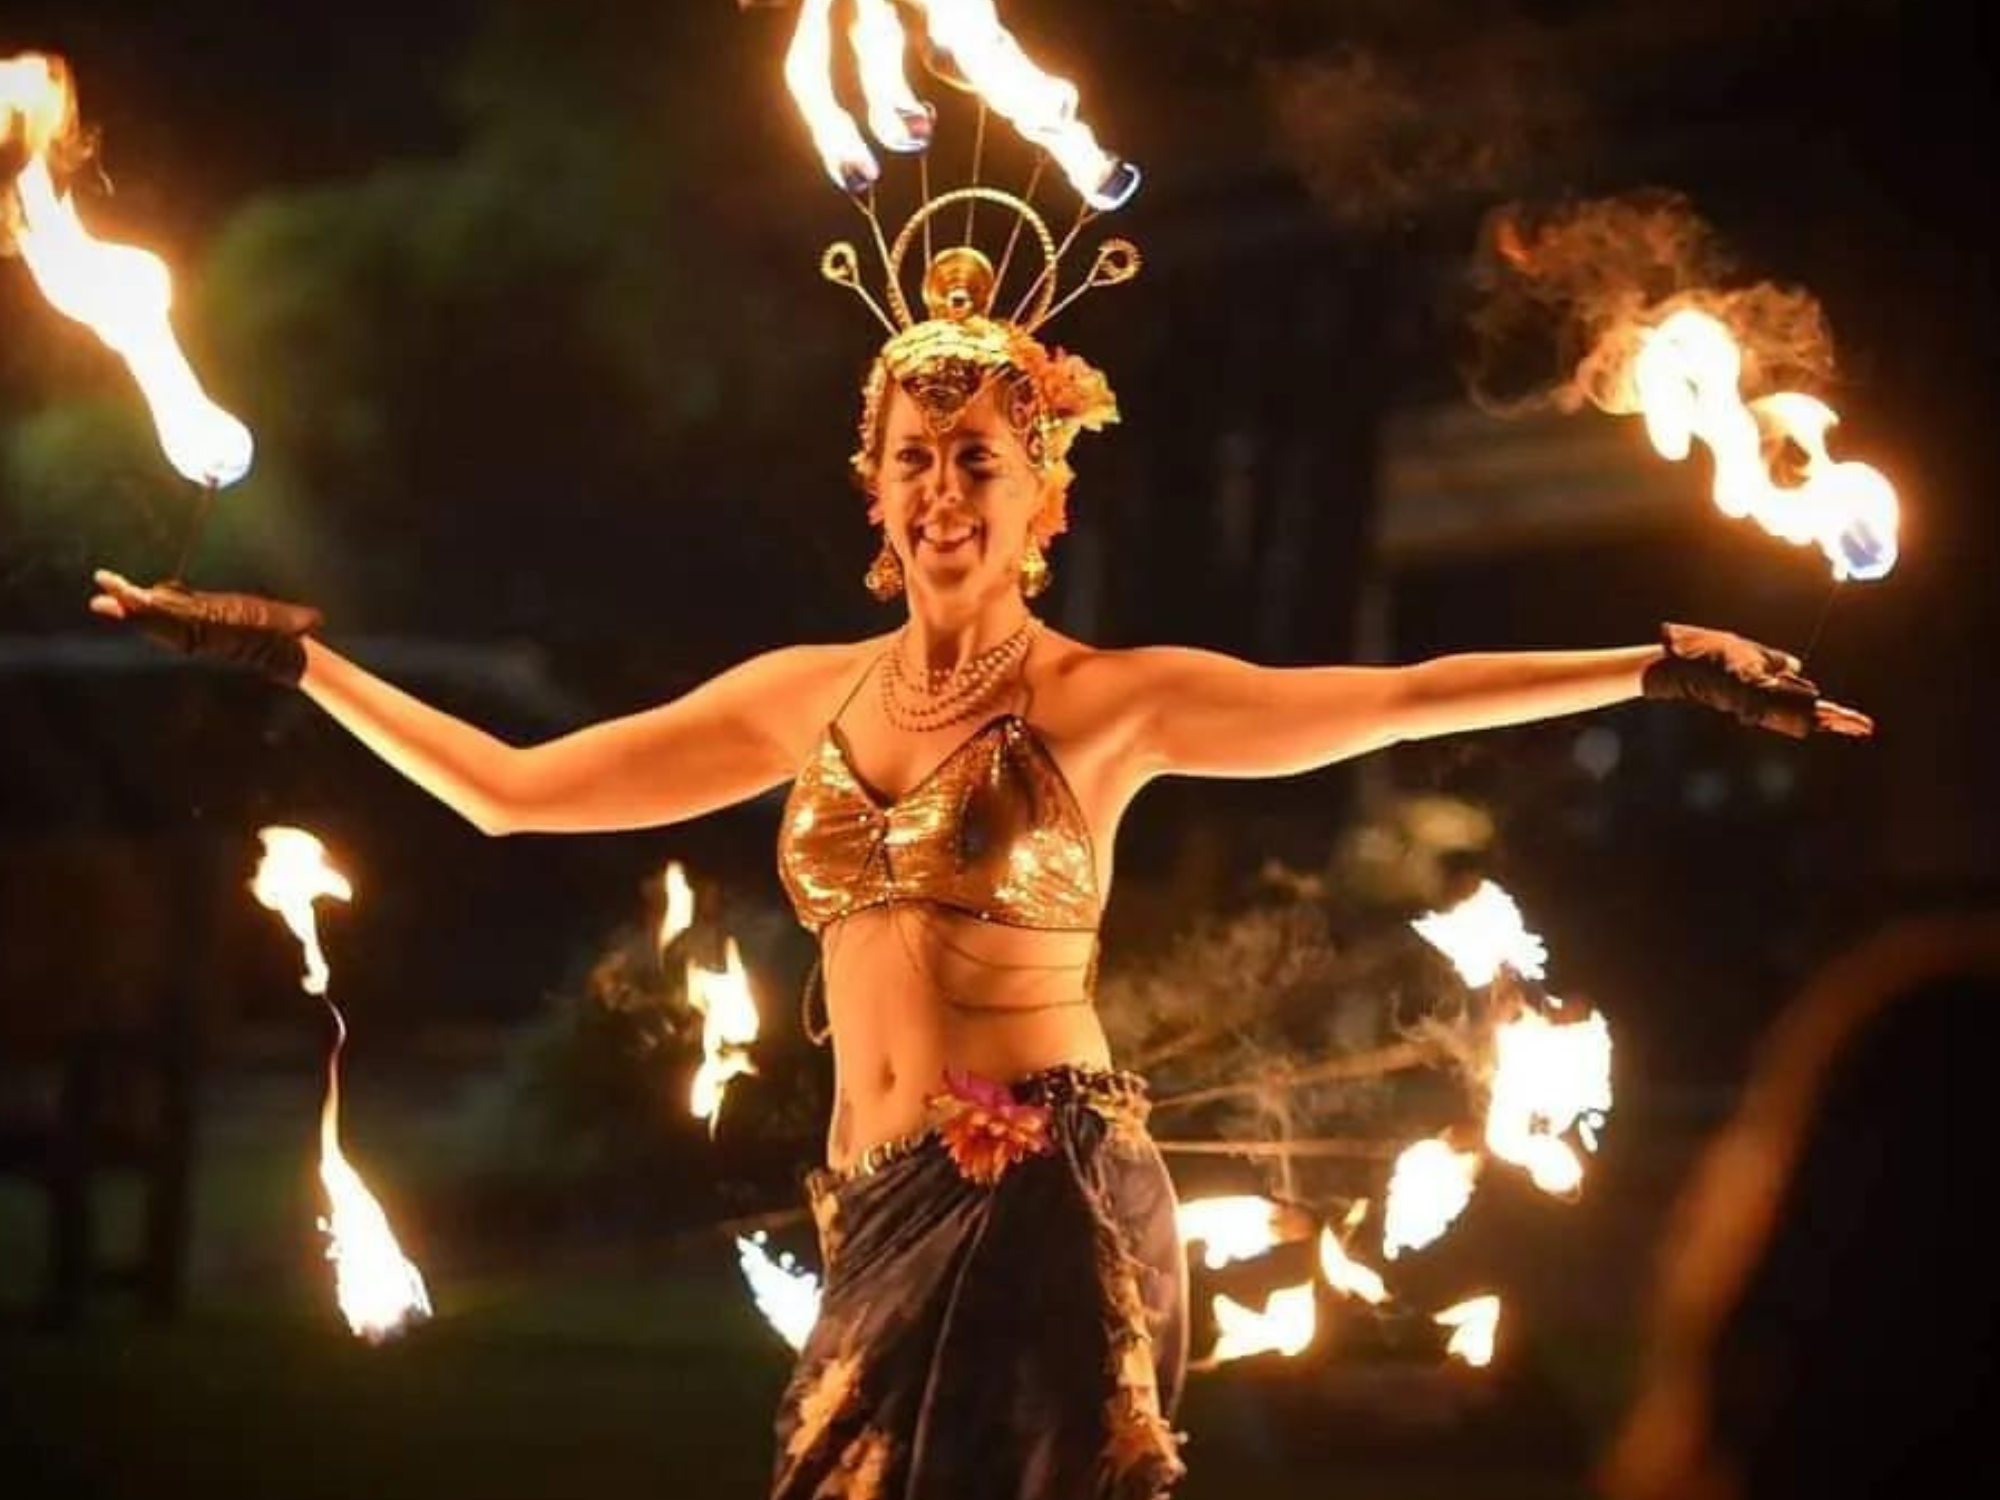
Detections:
[771, 1064, 1188, 1500]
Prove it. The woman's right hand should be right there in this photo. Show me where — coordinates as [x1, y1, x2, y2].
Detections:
[89, 568, 322, 686]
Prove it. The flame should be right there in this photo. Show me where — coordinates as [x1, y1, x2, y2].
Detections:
[784, 0, 879, 193]
[656, 860, 695, 954]
[247, 827, 428, 1340]
[1485, 1009, 1613, 1197]
[2, 53, 253, 487]
[1208, 1283, 1317, 1363]
[687, 937, 761, 1134]
[1382, 1138, 1482, 1259]
[911, 1, 1139, 209]
[1316, 1226, 1389, 1305]
[1175, 1194, 1292, 1271]
[735, 1232, 822, 1351]
[779, 1, 1137, 210]
[1621, 307, 1897, 581]
[1409, 880, 1615, 1199]
[1435, 1294, 1501, 1368]
[1412, 880, 1548, 989]
[851, 0, 931, 153]
[318, 1008, 432, 1343]
[250, 827, 352, 996]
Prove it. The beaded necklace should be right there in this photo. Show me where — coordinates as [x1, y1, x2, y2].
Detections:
[879, 615, 1040, 732]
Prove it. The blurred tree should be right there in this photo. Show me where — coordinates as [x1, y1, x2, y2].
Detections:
[183, 0, 866, 651]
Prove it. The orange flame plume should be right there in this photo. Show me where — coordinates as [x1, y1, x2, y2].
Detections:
[687, 937, 762, 1133]
[1435, 1294, 1501, 1368]
[1207, 1283, 1318, 1364]
[1317, 1222, 1389, 1306]
[736, 1232, 821, 1350]
[1382, 1137, 1481, 1259]
[1176, 1194, 1295, 1272]
[250, 827, 431, 1342]
[781, 0, 1137, 209]
[2, 53, 253, 487]
[911, 1, 1138, 209]
[1615, 306, 1897, 581]
[1484, 1009, 1612, 1196]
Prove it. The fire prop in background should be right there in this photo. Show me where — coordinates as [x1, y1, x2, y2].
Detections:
[1160, 879, 1609, 1371]
[655, 860, 763, 1135]
[2, 52, 252, 572]
[729, 879, 1608, 1374]
[250, 828, 432, 1343]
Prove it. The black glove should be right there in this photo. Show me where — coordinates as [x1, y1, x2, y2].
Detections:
[1641, 622, 1871, 739]
[90, 569, 321, 686]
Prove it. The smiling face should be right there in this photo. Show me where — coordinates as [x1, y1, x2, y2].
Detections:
[870, 380, 1056, 605]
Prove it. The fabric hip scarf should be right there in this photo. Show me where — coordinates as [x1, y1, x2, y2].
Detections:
[771, 1063, 1188, 1500]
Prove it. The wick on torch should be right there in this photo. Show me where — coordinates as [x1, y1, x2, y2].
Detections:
[251, 827, 432, 1343]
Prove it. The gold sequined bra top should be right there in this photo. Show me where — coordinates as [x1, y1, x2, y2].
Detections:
[777, 709, 1102, 936]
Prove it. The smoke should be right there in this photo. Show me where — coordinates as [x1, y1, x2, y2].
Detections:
[1461, 190, 1839, 418]
[1264, 22, 1581, 232]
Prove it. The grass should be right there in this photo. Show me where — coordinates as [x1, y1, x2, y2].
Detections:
[0, 1063, 1614, 1499]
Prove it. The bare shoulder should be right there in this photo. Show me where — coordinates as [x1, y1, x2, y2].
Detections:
[1028, 633, 1204, 705]
[722, 634, 893, 766]
[1023, 630, 1179, 732]
[733, 636, 886, 695]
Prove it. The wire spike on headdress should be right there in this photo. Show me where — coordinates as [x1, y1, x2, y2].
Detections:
[1036, 237, 1143, 328]
[820, 242, 898, 335]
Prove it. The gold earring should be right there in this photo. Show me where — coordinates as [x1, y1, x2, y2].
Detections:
[1019, 539, 1051, 598]
[865, 538, 905, 601]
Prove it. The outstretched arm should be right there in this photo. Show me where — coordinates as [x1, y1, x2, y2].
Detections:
[299, 638, 839, 835]
[91, 568, 845, 836]
[1118, 632, 1870, 782]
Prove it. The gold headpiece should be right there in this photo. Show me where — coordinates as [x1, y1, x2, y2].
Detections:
[829, 184, 1138, 488]
[778, 0, 1143, 492]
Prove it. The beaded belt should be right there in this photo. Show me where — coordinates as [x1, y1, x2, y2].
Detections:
[819, 1062, 1149, 1187]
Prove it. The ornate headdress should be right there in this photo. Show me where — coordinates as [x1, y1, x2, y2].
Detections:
[779, 0, 1143, 510]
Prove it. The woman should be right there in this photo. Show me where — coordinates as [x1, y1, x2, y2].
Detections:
[88, 276, 1870, 1499]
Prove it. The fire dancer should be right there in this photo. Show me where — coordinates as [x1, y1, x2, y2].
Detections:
[88, 174, 1871, 1500]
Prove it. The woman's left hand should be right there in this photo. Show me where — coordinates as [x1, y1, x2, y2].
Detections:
[1641, 622, 1873, 739]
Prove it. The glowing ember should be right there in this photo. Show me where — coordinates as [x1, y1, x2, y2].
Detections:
[1412, 880, 1548, 988]
[1176, 1195, 1290, 1271]
[911, 1, 1138, 209]
[249, 827, 351, 996]
[1208, 1283, 1317, 1364]
[1316, 1226, 1388, 1306]
[2, 53, 254, 487]
[1435, 1294, 1501, 1368]
[249, 827, 430, 1342]
[1485, 1009, 1612, 1197]
[1382, 1138, 1481, 1260]
[656, 860, 695, 954]
[736, 1232, 821, 1351]
[318, 1008, 433, 1344]
[687, 937, 761, 1134]
[1620, 307, 1897, 581]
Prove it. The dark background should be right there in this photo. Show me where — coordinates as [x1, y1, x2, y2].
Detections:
[1, 1, 1994, 1496]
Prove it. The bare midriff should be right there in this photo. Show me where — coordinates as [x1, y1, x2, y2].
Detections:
[818, 901, 1109, 1170]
